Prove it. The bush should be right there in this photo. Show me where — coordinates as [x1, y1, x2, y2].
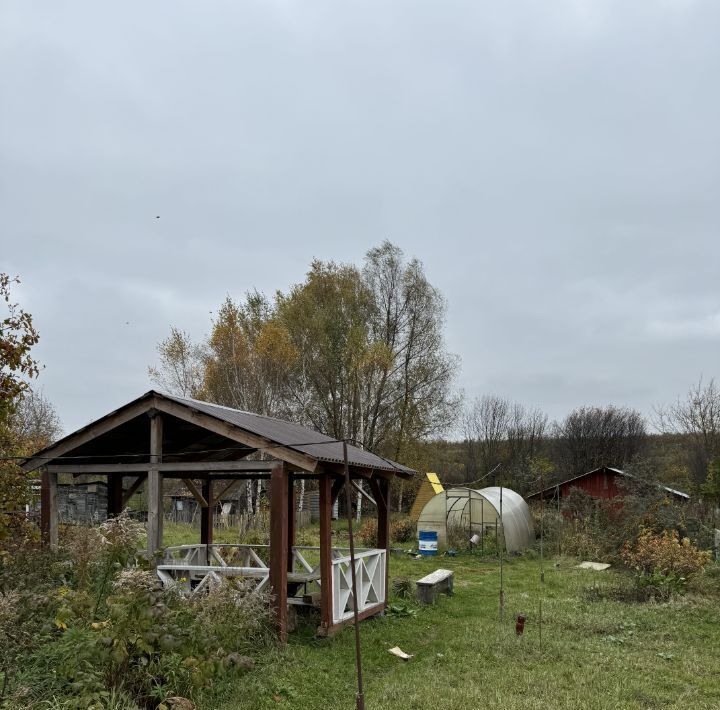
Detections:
[356, 516, 416, 546]
[390, 516, 415, 543]
[357, 518, 377, 547]
[621, 529, 711, 578]
[621, 528, 711, 599]
[2, 514, 276, 709]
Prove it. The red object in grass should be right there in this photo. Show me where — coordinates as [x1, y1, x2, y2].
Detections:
[515, 615, 526, 635]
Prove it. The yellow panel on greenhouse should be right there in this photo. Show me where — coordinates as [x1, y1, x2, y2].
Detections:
[427, 472, 444, 494]
[409, 472, 444, 522]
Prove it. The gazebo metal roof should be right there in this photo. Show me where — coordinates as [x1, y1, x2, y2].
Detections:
[22, 390, 414, 478]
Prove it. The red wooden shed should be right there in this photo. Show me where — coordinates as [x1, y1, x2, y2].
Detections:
[527, 466, 689, 504]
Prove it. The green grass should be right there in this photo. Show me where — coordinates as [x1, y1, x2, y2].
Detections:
[158, 523, 720, 709]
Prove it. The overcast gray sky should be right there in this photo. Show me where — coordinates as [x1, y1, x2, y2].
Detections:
[2, 0, 718, 434]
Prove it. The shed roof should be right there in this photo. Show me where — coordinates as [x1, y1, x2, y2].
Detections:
[527, 466, 689, 501]
[22, 390, 414, 478]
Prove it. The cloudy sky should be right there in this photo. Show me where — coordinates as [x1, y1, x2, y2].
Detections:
[2, 0, 718, 434]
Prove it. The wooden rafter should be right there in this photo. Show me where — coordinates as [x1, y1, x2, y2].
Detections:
[214, 479, 245, 502]
[48, 461, 278, 474]
[182, 478, 209, 508]
[154, 398, 318, 473]
[122, 474, 147, 506]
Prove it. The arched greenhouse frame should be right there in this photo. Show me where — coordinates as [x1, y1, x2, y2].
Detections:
[415, 486, 535, 554]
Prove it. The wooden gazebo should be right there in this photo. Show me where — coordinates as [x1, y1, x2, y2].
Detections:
[22, 390, 414, 641]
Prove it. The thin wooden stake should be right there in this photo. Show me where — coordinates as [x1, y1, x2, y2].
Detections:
[343, 440, 365, 710]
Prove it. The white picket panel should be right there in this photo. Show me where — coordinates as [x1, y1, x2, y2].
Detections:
[331, 549, 386, 624]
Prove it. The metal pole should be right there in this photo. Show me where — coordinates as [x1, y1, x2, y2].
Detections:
[540, 469, 545, 584]
[468, 489, 473, 552]
[499, 470, 504, 622]
[481, 498, 484, 556]
[557, 485, 561, 557]
[343, 440, 365, 710]
[539, 599, 543, 652]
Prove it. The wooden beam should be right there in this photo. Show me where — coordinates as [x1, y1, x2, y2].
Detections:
[122, 474, 146, 506]
[47, 460, 279, 474]
[147, 414, 164, 556]
[330, 476, 345, 506]
[368, 477, 387, 510]
[40, 468, 58, 548]
[370, 478, 390, 551]
[200, 479, 213, 549]
[370, 477, 390, 597]
[154, 398, 318, 473]
[352, 480, 376, 506]
[22, 396, 159, 473]
[287, 474, 296, 573]
[316, 603, 386, 638]
[269, 462, 289, 644]
[107, 473, 124, 518]
[182, 478, 209, 508]
[214, 478, 244, 502]
[318, 474, 334, 635]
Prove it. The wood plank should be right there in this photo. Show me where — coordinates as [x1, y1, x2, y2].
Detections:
[47, 460, 279, 474]
[154, 399, 318, 473]
[182, 478, 209, 508]
[417, 568, 454, 585]
[147, 414, 163, 555]
[269, 462, 289, 644]
[316, 602, 386, 638]
[200, 479, 213, 549]
[287, 474, 295, 573]
[352, 480, 376, 505]
[40, 468, 58, 548]
[370, 477, 390, 594]
[157, 565, 268, 577]
[107, 473, 124, 517]
[318, 474, 334, 634]
[330, 476, 345, 506]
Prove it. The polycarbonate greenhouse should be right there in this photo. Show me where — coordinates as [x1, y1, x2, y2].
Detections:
[415, 486, 535, 553]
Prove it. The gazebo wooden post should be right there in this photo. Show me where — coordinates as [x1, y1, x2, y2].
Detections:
[40, 467, 58, 549]
[200, 478, 213, 564]
[107, 473, 124, 518]
[147, 413, 164, 557]
[269, 462, 289, 644]
[287, 473, 296, 572]
[318, 473, 334, 634]
[370, 476, 391, 604]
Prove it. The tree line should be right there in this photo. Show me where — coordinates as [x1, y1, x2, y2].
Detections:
[450, 379, 720, 502]
[2, 252, 720, 525]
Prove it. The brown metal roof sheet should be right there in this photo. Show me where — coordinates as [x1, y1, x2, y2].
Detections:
[161, 393, 413, 475]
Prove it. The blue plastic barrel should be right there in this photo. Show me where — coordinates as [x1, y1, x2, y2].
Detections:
[418, 530, 438, 556]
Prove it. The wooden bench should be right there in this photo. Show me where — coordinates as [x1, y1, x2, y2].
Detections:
[416, 568, 454, 604]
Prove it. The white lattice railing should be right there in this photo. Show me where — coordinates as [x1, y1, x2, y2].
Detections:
[158, 544, 271, 596]
[331, 549, 386, 624]
[158, 544, 387, 622]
